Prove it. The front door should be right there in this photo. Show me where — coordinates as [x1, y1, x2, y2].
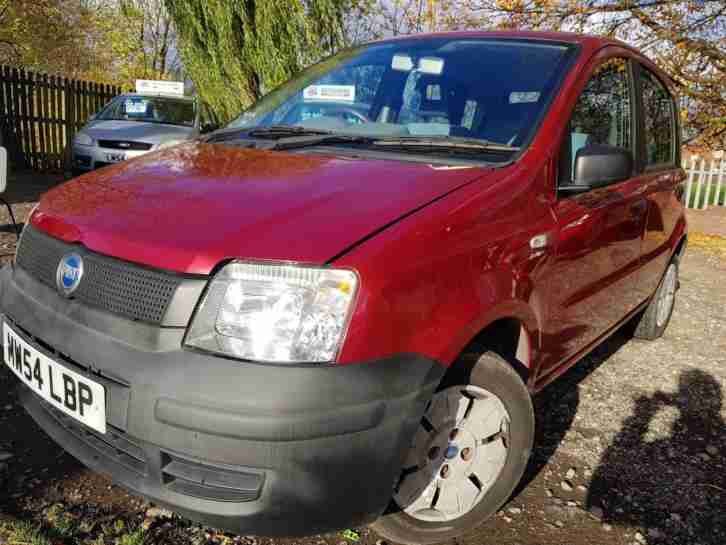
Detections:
[539, 55, 647, 377]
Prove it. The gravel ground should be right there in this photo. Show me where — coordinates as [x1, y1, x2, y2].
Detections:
[0, 175, 724, 545]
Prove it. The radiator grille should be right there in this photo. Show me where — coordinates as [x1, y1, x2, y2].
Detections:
[98, 140, 153, 151]
[16, 225, 182, 324]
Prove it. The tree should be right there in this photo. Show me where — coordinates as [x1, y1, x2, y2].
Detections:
[0, 0, 97, 76]
[165, 0, 351, 123]
[0, 0, 179, 85]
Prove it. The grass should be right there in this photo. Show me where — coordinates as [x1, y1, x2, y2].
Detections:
[0, 520, 59, 545]
[0, 515, 145, 545]
[686, 182, 726, 208]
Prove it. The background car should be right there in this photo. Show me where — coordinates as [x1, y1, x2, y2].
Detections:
[71, 82, 217, 174]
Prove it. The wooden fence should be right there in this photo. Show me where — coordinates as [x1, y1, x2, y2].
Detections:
[684, 155, 726, 210]
[0, 65, 123, 172]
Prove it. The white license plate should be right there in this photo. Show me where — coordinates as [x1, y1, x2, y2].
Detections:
[3, 322, 106, 434]
[105, 153, 126, 162]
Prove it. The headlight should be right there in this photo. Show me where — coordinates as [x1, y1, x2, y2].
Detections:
[185, 262, 358, 364]
[73, 132, 94, 146]
[156, 139, 185, 150]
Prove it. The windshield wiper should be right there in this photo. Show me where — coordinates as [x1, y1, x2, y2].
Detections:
[371, 136, 520, 154]
[205, 124, 332, 144]
[246, 125, 333, 139]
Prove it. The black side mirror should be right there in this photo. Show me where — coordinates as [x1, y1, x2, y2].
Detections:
[201, 122, 219, 134]
[560, 144, 633, 194]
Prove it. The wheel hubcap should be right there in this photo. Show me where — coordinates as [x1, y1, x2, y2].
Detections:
[393, 385, 511, 522]
[656, 265, 677, 327]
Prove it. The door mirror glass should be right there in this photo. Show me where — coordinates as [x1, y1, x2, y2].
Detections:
[571, 144, 633, 189]
[201, 122, 219, 134]
[0, 146, 7, 194]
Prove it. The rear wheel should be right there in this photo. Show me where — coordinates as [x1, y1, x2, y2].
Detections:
[633, 259, 679, 340]
[372, 352, 534, 545]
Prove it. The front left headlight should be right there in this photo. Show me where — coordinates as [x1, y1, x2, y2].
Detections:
[185, 261, 359, 364]
[73, 132, 94, 146]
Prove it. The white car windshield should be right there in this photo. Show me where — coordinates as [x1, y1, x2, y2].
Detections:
[227, 38, 574, 150]
[98, 95, 196, 127]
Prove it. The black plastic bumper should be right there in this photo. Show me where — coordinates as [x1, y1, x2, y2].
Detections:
[0, 264, 444, 536]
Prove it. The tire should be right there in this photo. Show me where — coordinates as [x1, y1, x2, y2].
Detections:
[372, 352, 534, 545]
[633, 259, 679, 341]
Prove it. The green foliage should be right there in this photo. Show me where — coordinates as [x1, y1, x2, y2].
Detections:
[165, 0, 350, 123]
[116, 527, 145, 545]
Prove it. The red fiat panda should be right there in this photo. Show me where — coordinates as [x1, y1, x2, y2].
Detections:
[1, 31, 686, 544]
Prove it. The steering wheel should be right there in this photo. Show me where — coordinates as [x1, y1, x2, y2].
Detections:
[326, 106, 370, 124]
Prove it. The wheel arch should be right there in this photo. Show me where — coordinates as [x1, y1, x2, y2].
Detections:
[446, 312, 537, 389]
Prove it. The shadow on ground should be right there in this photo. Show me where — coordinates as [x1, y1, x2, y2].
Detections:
[522, 328, 633, 493]
[586, 368, 726, 543]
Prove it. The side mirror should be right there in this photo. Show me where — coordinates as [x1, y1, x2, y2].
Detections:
[201, 122, 219, 134]
[0, 146, 7, 194]
[560, 144, 633, 194]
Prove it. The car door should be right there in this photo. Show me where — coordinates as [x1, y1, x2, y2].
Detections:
[631, 64, 684, 303]
[538, 55, 648, 376]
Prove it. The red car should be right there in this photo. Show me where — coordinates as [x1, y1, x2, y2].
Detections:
[1, 31, 685, 544]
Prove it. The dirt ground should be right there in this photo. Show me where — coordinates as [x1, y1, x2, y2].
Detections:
[0, 173, 725, 545]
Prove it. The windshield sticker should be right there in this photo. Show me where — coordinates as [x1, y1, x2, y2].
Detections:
[303, 85, 356, 102]
[407, 123, 450, 137]
[125, 99, 148, 114]
[509, 91, 540, 104]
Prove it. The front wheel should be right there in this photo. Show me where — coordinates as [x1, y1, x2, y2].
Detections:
[372, 352, 534, 545]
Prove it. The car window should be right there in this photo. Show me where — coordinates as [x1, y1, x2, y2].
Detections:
[97, 96, 196, 127]
[560, 57, 632, 184]
[640, 68, 675, 167]
[228, 39, 573, 159]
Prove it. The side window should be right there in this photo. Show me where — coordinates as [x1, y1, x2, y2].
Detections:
[560, 57, 632, 184]
[640, 68, 675, 166]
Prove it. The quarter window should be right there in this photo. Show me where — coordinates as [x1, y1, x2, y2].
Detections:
[640, 68, 675, 166]
[560, 57, 632, 184]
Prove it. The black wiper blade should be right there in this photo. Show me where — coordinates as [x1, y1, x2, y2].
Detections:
[204, 125, 332, 144]
[247, 125, 333, 139]
[371, 136, 519, 153]
[269, 133, 373, 151]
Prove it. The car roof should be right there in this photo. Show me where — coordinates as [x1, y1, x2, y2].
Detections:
[373, 29, 627, 49]
[117, 93, 194, 102]
[371, 30, 672, 88]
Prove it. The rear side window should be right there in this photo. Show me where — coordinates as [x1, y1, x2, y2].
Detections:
[640, 68, 675, 166]
[560, 57, 633, 184]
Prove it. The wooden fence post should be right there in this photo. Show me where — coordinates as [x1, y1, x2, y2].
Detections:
[0, 65, 123, 173]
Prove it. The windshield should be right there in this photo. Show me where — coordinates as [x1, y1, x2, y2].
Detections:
[97, 95, 196, 127]
[227, 38, 573, 153]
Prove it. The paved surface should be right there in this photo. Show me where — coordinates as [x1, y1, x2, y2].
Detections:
[0, 172, 724, 545]
[687, 207, 726, 237]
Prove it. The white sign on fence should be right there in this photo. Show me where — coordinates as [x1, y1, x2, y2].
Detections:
[135, 80, 185, 97]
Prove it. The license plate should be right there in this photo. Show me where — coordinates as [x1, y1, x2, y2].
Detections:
[105, 153, 126, 162]
[3, 322, 106, 434]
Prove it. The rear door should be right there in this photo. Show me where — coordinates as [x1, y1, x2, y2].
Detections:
[539, 54, 648, 375]
[632, 64, 684, 303]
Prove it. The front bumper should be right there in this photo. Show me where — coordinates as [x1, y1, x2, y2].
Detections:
[72, 145, 152, 171]
[0, 264, 443, 536]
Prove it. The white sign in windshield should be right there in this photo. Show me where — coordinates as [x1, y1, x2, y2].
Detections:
[125, 99, 148, 114]
[135, 79, 185, 97]
[303, 85, 356, 102]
